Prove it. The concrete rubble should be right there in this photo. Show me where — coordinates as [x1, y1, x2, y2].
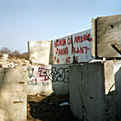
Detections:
[0, 14, 121, 121]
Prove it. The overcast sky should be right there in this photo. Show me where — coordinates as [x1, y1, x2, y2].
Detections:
[0, 0, 121, 53]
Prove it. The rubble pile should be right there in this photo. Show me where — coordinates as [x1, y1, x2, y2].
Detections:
[0, 56, 29, 69]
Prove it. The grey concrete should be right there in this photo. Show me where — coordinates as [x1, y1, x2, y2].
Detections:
[69, 63, 105, 121]
[92, 14, 121, 58]
[52, 64, 70, 95]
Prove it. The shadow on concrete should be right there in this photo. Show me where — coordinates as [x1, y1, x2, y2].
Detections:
[27, 93, 80, 121]
[105, 66, 121, 121]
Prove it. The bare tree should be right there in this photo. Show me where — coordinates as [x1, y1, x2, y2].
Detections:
[0, 47, 29, 60]
[0, 47, 11, 54]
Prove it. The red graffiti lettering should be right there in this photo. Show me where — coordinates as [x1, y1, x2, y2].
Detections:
[66, 57, 70, 64]
[74, 36, 80, 43]
[79, 47, 84, 54]
[57, 58, 60, 64]
[74, 33, 92, 43]
[83, 46, 89, 54]
[72, 46, 89, 54]
[56, 47, 68, 55]
[54, 41, 57, 48]
[54, 56, 56, 60]
[43, 76, 48, 81]
[54, 39, 66, 47]
[37, 67, 49, 81]
[67, 36, 72, 45]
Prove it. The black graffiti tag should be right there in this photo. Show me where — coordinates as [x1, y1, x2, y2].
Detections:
[48, 67, 70, 83]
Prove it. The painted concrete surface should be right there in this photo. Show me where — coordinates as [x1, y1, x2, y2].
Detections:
[26, 65, 53, 95]
[26, 64, 70, 95]
[52, 64, 70, 95]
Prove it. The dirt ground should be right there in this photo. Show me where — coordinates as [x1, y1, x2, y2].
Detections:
[27, 94, 80, 121]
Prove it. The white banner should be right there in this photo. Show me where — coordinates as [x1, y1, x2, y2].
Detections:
[53, 29, 93, 64]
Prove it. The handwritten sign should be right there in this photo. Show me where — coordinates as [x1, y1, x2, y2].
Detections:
[53, 29, 93, 64]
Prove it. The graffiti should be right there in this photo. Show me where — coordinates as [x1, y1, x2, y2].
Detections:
[38, 67, 49, 81]
[49, 67, 70, 83]
[51, 67, 65, 82]
[74, 33, 92, 43]
[27, 66, 70, 85]
[54, 33, 92, 47]
[27, 66, 51, 85]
